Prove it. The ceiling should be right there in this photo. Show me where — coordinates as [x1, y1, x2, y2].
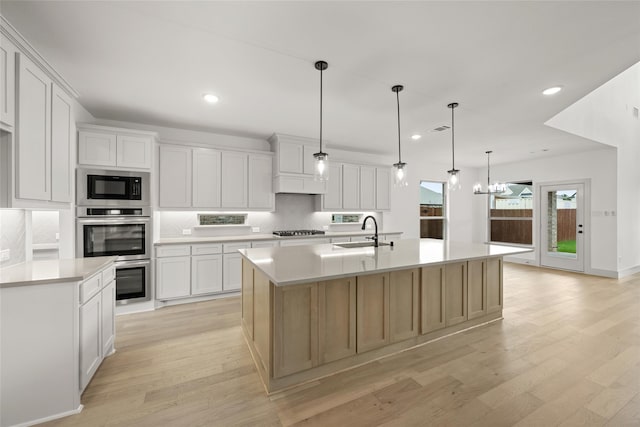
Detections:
[2, 1, 639, 166]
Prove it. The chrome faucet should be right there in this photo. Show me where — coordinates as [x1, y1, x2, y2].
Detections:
[361, 215, 379, 247]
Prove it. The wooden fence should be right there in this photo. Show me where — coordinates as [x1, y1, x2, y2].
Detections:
[489, 208, 576, 244]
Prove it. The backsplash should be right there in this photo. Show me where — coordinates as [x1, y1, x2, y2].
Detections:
[157, 194, 383, 238]
[0, 209, 26, 267]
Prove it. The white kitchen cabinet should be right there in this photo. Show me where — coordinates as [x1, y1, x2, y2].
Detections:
[252, 240, 279, 248]
[278, 140, 304, 174]
[159, 145, 192, 208]
[248, 154, 273, 209]
[80, 290, 102, 391]
[16, 53, 52, 201]
[376, 167, 391, 211]
[323, 163, 343, 210]
[221, 151, 248, 208]
[192, 148, 221, 208]
[360, 166, 376, 210]
[223, 242, 250, 291]
[303, 144, 317, 175]
[101, 280, 116, 356]
[330, 237, 351, 243]
[192, 254, 223, 295]
[51, 84, 72, 203]
[77, 125, 154, 170]
[280, 238, 330, 247]
[342, 164, 360, 210]
[269, 134, 327, 195]
[116, 134, 153, 169]
[78, 131, 116, 167]
[0, 37, 17, 129]
[156, 256, 191, 299]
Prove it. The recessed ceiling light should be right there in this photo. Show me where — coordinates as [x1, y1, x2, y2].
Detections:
[411, 134, 422, 140]
[203, 93, 219, 104]
[542, 86, 562, 96]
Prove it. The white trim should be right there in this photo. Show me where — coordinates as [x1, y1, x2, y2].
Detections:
[11, 405, 83, 427]
[503, 256, 536, 266]
[77, 123, 158, 138]
[617, 265, 640, 278]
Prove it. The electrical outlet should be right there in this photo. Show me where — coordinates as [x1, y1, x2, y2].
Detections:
[55, 232, 60, 240]
[182, 229, 192, 235]
[322, 225, 329, 230]
[0, 249, 10, 262]
[252, 227, 260, 233]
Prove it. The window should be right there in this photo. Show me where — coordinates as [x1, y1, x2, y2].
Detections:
[198, 214, 247, 226]
[419, 181, 445, 239]
[489, 181, 533, 245]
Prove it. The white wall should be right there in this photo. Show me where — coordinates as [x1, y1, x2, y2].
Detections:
[546, 62, 640, 275]
[0, 209, 27, 267]
[485, 147, 618, 273]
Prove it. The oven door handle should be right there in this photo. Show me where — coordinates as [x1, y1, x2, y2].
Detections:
[77, 217, 151, 224]
[115, 260, 151, 268]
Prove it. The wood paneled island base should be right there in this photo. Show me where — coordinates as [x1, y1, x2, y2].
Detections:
[239, 239, 531, 394]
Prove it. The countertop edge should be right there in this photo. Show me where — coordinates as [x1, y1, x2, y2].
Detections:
[154, 231, 403, 246]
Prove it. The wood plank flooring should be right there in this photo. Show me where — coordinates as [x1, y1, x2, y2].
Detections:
[43, 264, 640, 426]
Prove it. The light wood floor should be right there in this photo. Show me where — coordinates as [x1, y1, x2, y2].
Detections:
[44, 264, 640, 427]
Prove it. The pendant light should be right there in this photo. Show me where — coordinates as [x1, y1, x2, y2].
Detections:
[392, 85, 408, 187]
[473, 151, 506, 194]
[447, 102, 461, 191]
[313, 60, 329, 181]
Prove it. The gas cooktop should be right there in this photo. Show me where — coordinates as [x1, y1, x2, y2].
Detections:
[272, 230, 326, 237]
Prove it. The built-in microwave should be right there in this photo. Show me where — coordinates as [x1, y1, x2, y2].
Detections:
[77, 169, 150, 206]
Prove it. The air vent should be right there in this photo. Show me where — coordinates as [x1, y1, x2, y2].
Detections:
[431, 125, 450, 132]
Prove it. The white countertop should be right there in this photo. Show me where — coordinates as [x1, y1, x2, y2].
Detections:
[154, 230, 402, 245]
[0, 256, 117, 287]
[239, 238, 532, 286]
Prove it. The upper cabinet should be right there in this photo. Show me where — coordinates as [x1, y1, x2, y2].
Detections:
[319, 163, 391, 212]
[78, 124, 155, 170]
[269, 134, 327, 194]
[159, 144, 273, 211]
[1, 17, 78, 208]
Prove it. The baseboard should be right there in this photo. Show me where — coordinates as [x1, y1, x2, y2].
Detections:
[587, 268, 619, 278]
[617, 265, 640, 278]
[503, 256, 536, 266]
[115, 300, 156, 316]
[13, 404, 83, 427]
[156, 291, 240, 309]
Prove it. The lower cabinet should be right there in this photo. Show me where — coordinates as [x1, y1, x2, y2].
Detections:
[445, 261, 467, 326]
[467, 259, 487, 320]
[192, 254, 223, 295]
[223, 242, 251, 291]
[318, 277, 356, 364]
[79, 264, 116, 392]
[486, 257, 503, 313]
[421, 265, 445, 333]
[156, 255, 191, 299]
[356, 272, 390, 353]
[389, 268, 420, 342]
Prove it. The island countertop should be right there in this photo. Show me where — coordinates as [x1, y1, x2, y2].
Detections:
[239, 238, 532, 286]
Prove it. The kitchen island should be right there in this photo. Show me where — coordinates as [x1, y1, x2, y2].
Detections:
[239, 238, 531, 393]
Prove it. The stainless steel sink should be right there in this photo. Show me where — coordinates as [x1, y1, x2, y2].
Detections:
[334, 241, 390, 249]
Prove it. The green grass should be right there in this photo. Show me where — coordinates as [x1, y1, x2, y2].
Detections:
[557, 240, 576, 253]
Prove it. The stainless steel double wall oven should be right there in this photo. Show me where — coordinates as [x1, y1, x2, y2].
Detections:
[76, 169, 152, 304]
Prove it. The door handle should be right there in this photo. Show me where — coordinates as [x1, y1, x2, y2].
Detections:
[578, 231, 583, 234]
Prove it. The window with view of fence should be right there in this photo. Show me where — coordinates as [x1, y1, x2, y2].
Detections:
[489, 181, 533, 245]
[420, 181, 445, 239]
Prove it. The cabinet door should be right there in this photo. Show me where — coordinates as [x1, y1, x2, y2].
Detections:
[360, 166, 376, 210]
[318, 277, 356, 364]
[278, 140, 303, 174]
[241, 259, 254, 338]
[156, 256, 191, 299]
[421, 265, 445, 333]
[101, 280, 116, 356]
[467, 259, 487, 320]
[445, 262, 467, 326]
[322, 163, 342, 210]
[192, 148, 221, 208]
[273, 283, 318, 378]
[376, 167, 391, 210]
[221, 152, 247, 208]
[80, 292, 102, 391]
[248, 154, 273, 209]
[116, 134, 152, 169]
[191, 254, 223, 295]
[16, 53, 51, 200]
[389, 268, 420, 342]
[486, 257, 503, 314]
[223, 252, 243, 291]
[342, 164, 360, 210]
[302, 144, 317, 175]
[357, 272, 390, 353]
[50, 84, 72, 203]
[0, 39, 16, 128]
[159, 145, 191, 207]
[78, 131, 117, 167]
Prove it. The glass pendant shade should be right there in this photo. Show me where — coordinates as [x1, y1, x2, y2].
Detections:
[393, 162, 408, 187]
[447, 102, 461, 191]
[473, 151, 505, 195]
[313, 151, 329, 181]
[447, 169, 461, 191]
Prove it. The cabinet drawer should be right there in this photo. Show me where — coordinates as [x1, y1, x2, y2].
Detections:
[223, 242, 251, 254]
[191, 243, 223, 255]
[80, 273, 102, 304]
[156, 245, 191, 258]
[251, 240, 279, 248]
[102, 265, 116, 284]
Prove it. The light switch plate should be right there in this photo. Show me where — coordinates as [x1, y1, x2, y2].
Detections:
[322, 225, 329, 230]
[0, 249, 10, 262]
[252, 227, 260, 233]
[182, 229, 192, 235]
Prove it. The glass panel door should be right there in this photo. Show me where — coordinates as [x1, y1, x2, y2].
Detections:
[83, 223, 146, 257]
[540, 183, 585, 271]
